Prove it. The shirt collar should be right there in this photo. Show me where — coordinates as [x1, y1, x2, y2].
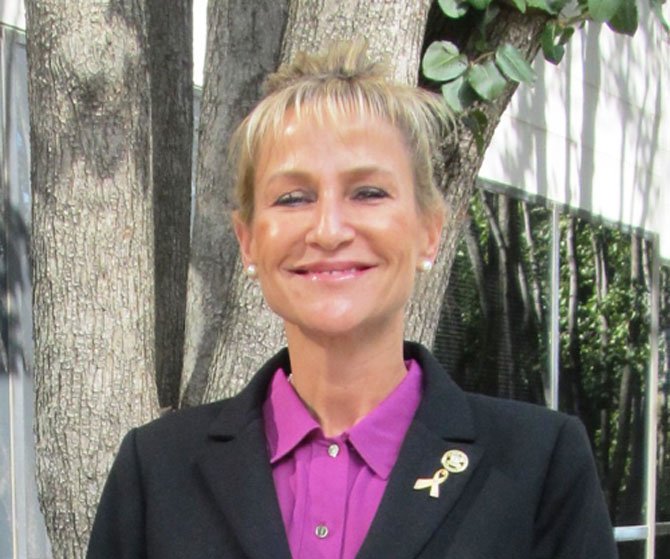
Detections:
[262, 360, 423, 479]
[347, 360, 422, 479]
[263, 368, 320, 464]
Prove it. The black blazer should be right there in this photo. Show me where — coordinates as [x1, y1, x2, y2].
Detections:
[87, 342, 617, 558]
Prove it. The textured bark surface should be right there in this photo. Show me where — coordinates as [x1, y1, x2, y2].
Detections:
[180, 0, 289, 406]
[25, 1, 159, 556]
[199, 0, 434, 403]
[282, 0, 432, 83]
[147, 0, 193, 409]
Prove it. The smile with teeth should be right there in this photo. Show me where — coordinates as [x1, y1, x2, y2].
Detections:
[293, 265, 372, 281]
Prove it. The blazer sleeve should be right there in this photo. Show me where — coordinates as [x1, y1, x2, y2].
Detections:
[87, 429, 147, 559]
[533, 415, 618, 559]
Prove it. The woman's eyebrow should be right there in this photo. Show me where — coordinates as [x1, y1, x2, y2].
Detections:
[264, 168, 313, 186]
[265, 165, 394, 186]
[340, 166, 395, 182]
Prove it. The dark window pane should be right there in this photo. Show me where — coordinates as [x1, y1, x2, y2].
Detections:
[659, 267, 670, 523]
[558, 217, 650, 525]
[618, 539, 645, 559]
[655, 527, 670, 558]
[434, 191, 551, 404]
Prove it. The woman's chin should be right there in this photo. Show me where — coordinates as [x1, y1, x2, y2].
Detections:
[282, 308, 401, 343]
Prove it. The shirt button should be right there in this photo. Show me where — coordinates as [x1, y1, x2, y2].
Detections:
[327, 443, 340, 458]
[315, 524, 329, 539]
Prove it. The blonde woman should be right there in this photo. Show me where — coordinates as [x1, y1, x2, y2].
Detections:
[88, 42, 617, 559]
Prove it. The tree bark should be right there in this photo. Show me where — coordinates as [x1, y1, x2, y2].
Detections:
[180, 0, 289, 406]
[147, 0, 193, 410]
[25, 0, 160, 555]
[563, 216, 586, 418]
[521, 201, 544, 329]
[591, 229, 611, 483]
[480, 192, 516, 397]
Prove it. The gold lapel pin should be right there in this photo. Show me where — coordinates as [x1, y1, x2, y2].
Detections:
[413, 449, 469, 499]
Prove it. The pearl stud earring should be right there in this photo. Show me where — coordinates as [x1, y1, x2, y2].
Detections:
[245, 264, 257, 278]
[419, 259, 433, 272]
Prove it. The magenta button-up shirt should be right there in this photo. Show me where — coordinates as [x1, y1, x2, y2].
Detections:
[262, 360, 423, 559]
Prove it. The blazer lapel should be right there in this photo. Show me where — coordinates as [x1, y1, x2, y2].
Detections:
[357, 343, 484, 559]
[195, 350, 293, 559]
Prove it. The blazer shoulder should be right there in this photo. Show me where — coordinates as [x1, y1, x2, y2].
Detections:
[463, 392, 585, 465]
[466, 392, 573, 432]
[130, 395, 243, 457]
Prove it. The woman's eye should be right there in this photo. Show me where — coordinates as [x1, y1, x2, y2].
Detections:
[352, 186, 388, 201]
[273, 190, 312, 206]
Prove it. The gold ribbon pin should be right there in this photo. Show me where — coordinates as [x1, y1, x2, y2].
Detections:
[413, 449, 469, 499]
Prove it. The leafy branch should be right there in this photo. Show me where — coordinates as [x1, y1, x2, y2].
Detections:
[422, 0, 656, 148]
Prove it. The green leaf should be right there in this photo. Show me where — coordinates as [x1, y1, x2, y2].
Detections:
[549, 0, 571, 11]
[495, 43, 537, 84]
[558, 26, 576, 46]
[541, 22, 566, 64]
[422, 41, 469, 82]
[607, 0, 638, 36]
[441, 77, 478, 113]
[509, 0, 527, 12]
[588, 0, 623, 22]
[467, 61, 508, 101]
[527, 0, 559, 14]
[438, 0, 470, 18]
[462, 109, 488, 154]
[468, 0, 492, 10]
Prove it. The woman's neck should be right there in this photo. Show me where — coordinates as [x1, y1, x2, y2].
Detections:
[284, 325, 408, 437]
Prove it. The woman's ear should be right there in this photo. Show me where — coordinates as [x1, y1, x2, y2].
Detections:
[233, 211, 254, 267]
[421, 207, 445, 263]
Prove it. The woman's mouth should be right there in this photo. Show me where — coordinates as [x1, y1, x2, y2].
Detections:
[291, 263, 374, 281]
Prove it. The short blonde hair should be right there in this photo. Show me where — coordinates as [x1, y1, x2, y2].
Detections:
[229, 40, 451, 224]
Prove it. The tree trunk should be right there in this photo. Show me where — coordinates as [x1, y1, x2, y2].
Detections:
[180, 0, 289, 406]
[591, 229, 611, 482]
[25, 1, 161, 555]
[521, 201, 544, 329]
[480, 192, 516, 398]
[563, 216, 585, 418]
[147, 0, 193, 410]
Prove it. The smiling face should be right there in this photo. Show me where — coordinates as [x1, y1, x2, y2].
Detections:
[234, 109, 443, 342]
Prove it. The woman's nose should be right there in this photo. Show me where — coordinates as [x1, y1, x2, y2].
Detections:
[305, 196, 354, 250]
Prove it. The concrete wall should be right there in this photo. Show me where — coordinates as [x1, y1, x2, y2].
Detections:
[0, 0, 24, 29]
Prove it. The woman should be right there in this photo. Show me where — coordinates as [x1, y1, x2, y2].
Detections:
[87, 42, 617, 559]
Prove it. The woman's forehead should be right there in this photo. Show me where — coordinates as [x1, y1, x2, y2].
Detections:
[255, 106, 408, 171]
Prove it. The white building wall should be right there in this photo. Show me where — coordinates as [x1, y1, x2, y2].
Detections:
[0, 0, 24, 29]
[481, 7, 669, 261]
